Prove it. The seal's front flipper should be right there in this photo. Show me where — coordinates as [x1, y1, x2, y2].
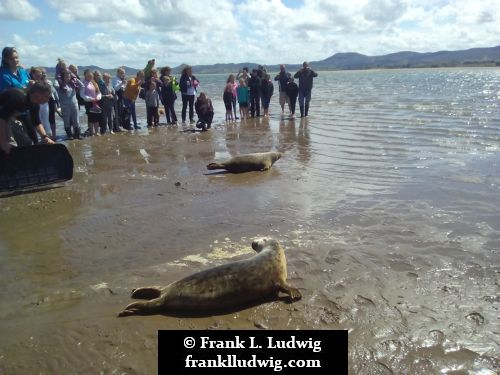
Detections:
[276, 283, 302, 302]
[131, 287, 162, 300]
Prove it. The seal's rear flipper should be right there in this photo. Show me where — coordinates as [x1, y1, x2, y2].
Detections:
[131, 287, 162, 300]
[207, 163, 225, 170]
[118, 298, 164, 317]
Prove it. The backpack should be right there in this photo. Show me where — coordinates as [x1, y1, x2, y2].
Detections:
[138, 88, 146, 100]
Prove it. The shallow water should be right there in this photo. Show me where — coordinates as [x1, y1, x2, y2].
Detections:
[0, 68, 499, 374]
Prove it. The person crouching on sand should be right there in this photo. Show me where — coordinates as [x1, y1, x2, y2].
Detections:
[195, 92, 214, 131]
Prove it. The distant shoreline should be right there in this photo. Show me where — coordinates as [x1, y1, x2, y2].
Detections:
[33, 45, 500, 76]
[37, 62, 500, 77]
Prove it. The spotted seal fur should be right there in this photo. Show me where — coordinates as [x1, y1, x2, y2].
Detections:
[206, 152, 282, 173]
[118, 238, 300, 316]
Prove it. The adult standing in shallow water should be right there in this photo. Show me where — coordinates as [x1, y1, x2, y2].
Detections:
[294, 61, 317, 117]
[236, 67, 250, 86]
[274, 64, 291, 115]
[179, 65, 198, 125]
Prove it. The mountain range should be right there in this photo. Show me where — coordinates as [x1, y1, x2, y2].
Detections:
[42, 46, 500, 76]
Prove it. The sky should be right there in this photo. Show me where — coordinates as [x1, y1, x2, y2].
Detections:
[0, 0, 499, 69]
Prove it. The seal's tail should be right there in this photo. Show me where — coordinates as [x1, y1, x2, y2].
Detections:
[207, 163, 224, 170]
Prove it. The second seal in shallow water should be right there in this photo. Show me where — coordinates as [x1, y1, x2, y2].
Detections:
[206, 152, 282, 173]
[118, 238, 301, 316]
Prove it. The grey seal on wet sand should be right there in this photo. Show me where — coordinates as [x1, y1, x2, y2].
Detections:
[118, 238, 301, 316]
[206, 152, 282, 173]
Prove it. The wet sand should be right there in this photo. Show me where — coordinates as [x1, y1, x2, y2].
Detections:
[1, 70, 499, 374]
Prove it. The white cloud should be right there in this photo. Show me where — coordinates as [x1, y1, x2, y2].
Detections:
[35, 29, 54, 36]
[48, 0, 237, 35]
[0, 0, 40, 21]
[6, 0, 500, 68]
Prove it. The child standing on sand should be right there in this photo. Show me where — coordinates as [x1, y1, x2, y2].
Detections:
[80, 69, 102, 136]
[236, 78, 250, 120]
[123, 70, 144, 129]
[261, 74, 274, 117]
[145, 81, 160, 127]
[100, 73, 116, 134]
[57, 69, 83, 139]
[55, 58, 71, 91]
[223, 77, 234, 122]
[228, 74, 238, 119]
[160, 75, 178, 125]
[286, 77, 299, 118]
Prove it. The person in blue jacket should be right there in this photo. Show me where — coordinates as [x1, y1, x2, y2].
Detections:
[0, 47, 31, 92]
[0, 46, 38, 143]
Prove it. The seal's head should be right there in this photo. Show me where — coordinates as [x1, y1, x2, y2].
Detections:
[252, 237, 280, 253]
[272, 152, 283, 163]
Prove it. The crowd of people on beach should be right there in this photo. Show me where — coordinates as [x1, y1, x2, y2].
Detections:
[0, 46, 318, 153]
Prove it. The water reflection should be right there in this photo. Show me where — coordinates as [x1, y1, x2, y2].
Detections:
[297, 120, 311, 165]
[224, 117, 275, 155]
[0, 69, 498, 374]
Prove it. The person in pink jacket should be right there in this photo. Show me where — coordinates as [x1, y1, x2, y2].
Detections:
[80, 69, 102, 136]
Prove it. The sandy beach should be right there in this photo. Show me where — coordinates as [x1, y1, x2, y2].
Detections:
[0, 70, 499, 374]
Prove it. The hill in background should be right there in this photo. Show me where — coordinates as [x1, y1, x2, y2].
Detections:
[41, 46, 500, 76]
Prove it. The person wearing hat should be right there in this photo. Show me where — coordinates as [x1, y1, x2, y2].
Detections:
[294, 61, 318, 117]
